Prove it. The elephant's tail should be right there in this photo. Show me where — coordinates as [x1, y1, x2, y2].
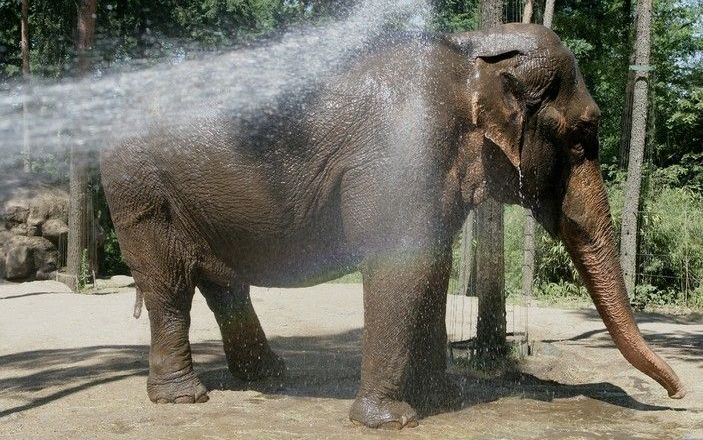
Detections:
[133, 286, 144, 319]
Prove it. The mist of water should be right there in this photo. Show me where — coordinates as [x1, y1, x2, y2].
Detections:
[0, 0, 431, 158]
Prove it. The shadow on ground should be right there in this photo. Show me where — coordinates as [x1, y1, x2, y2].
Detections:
[0, 292, 62, 301]
[0, 328, 683, 419]
[546, 309, 703, 366]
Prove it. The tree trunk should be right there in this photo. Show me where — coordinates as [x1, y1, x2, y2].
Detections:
[543, 0, 556, 28]
[76, 0, 96, 73]
[619, 55, 636, 168]
[479, 0, 503, 28]
[619, 0, 634, 168]
[475, 200, 507, 357]
[66, 0, 97, 292]
[66, 152, 92, 291]
[620, 0, 652, 299]
[522, 0, 533, 23]
[21, 0, 31, 173]
[474, 0, 507, 359]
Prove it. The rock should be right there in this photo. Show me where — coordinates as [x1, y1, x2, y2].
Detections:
[2, 201, 29, 228]
[0, 175, 70, 281]
[108, 275, 135, 288]
[536, 342, 562, 357]
[9, 223, 29, 236]
[1, 185, 69, 238]
[0, 230, 11, 246]
[94, 275, 135, 290]
[5, 245, 33, 280]
[2, 235, 59, 281]
[0, 231, 9, 279]
[25, 191, 69, 234]
[42, 218, 69, 246]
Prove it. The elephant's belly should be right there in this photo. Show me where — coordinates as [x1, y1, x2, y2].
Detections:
[222, 235, 360, 288]
[195, 211, 359, 288]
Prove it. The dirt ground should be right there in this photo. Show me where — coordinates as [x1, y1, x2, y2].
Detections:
[1, 280, 701, 440]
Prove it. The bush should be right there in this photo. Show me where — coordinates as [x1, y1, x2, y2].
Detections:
[636, 167, 703, 306]
[101, 229, 130, 276]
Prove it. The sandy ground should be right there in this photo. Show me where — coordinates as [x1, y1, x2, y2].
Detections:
[0, 280, 702, 440]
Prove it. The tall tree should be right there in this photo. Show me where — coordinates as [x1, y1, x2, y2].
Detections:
[474, 0, 507, 359]
[619, 0, 635, 168]
[620, 0, 652, 298]
[522, 0, 533, 23]
[20, 0, 31, 173]
[66, 0, 97, 291]
[543, 0, 556, 28]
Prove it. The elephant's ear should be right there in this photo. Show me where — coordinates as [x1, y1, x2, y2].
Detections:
[476, 61, 528, 170]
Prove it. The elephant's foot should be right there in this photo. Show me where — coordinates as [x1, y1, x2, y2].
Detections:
[147, 369, 209, 404]
[349, 395, 419, 429]
[405, 372, 463, 414]
[228, 348, 286, 381]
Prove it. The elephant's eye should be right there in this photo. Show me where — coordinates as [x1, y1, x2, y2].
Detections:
[538, 106, 565, 139]
[570, 143, 584, 156]
[568, 123, 598, 161]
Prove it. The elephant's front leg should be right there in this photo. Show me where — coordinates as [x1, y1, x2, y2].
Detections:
[350, 246, 456, 429]
[403, 249, 462, 412]
[199, 280, 285, 381]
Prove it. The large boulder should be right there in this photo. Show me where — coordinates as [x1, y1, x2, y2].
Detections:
[1, 235, 59, 281]
[41, 218, 69, 246]
[0, 172, 69, 281]
[4, 244, 33, 280]
[0, 230, 12, 278]
[2, 187, 69, 244]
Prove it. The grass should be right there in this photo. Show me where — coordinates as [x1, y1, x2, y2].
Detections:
[328, 271, 363, 283]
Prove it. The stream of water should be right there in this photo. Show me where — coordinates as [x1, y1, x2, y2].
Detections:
[0, 0, 431, 159]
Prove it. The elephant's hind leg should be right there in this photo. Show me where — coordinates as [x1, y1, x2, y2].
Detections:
[131, 264, 208, 404]
[115, 222, 208, 404]
[199, 281, 285, 381]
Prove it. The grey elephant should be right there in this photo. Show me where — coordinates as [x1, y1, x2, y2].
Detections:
[101, 23, 685, 429]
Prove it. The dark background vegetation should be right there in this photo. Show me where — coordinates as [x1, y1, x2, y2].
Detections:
[0, 0, 701, 306]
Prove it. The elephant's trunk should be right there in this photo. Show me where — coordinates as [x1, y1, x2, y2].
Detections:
[558, 161, 685, 399]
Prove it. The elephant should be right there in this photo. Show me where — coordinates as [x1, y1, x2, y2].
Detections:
[101, 23, 685, 429]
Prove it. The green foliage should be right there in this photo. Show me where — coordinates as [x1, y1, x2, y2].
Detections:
[102, 229, 130, 276]
[92, 171, 130, 276]
[0, 0, 341, 81]
[503, 205, 524, 296]
[553, 0, 703, 170]
[503, 206, 587, 301]
[636, 167, 703, 307]
[78, 248, 91, 290]
[552, 0, 633, 165]
[650, 0, 703, 167]
[431, 0, 478, 32]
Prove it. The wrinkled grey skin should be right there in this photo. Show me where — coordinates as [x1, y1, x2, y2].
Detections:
[102, 24, 684, 429]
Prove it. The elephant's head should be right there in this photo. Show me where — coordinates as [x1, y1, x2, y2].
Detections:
[448, 23, 685, 399]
